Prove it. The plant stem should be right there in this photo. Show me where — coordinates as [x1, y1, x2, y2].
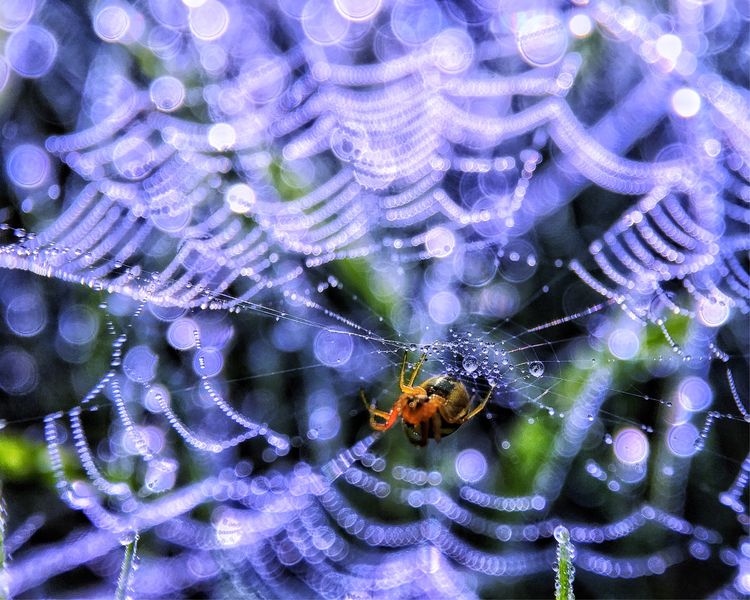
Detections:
[0, 485, 7, 600]
[554, 525, 575, 600]
[114, 532, 139, 600]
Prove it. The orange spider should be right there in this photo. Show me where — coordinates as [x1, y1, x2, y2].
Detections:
[361, 353, 494, 447]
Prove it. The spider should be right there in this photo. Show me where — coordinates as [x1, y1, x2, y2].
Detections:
[361, 352, 494, 447]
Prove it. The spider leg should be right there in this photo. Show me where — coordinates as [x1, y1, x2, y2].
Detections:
[462, 384, 495, 422]
[431, 412, 442, 443]
[360, 389, 391, 420]
[370, 413, 396, 431]
[399, 352, 428, 393]
[399, 352, 409, 389]
[419, 419, 429, 447]
[437, 385, 495, 425]
[369, 407, 400, 431]
[361, 390, 402, 431]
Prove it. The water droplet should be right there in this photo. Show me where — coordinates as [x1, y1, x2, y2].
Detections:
[528, 361, 544, 377]
[462, 355, 479, 373]
[553, 525, 570, 544]
[120, 531, 137, 546]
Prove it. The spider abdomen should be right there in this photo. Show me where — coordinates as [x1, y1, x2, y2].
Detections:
[422, 375, 470, 420]
[401, 376, 472, 445]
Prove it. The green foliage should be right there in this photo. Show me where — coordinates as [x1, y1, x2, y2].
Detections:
[642, 313, 689, 357]
[334, 258, 400, 326]
[0, 434, 58, 484]
[115, 533, 139, 600]
[501, 310, 687, 496]
[0, 486, 7, 600]
[554, 525, 575, 600]
[503, 359, 592, 494]
[268, 160, 309, 200]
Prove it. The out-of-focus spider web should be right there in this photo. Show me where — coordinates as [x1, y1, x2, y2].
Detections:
[0, 0, 747, 598]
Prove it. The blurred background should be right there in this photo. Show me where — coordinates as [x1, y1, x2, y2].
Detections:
[0, 0, 747, 598]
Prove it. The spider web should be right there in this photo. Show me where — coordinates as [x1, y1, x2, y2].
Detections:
[0, 0, 748, 598]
